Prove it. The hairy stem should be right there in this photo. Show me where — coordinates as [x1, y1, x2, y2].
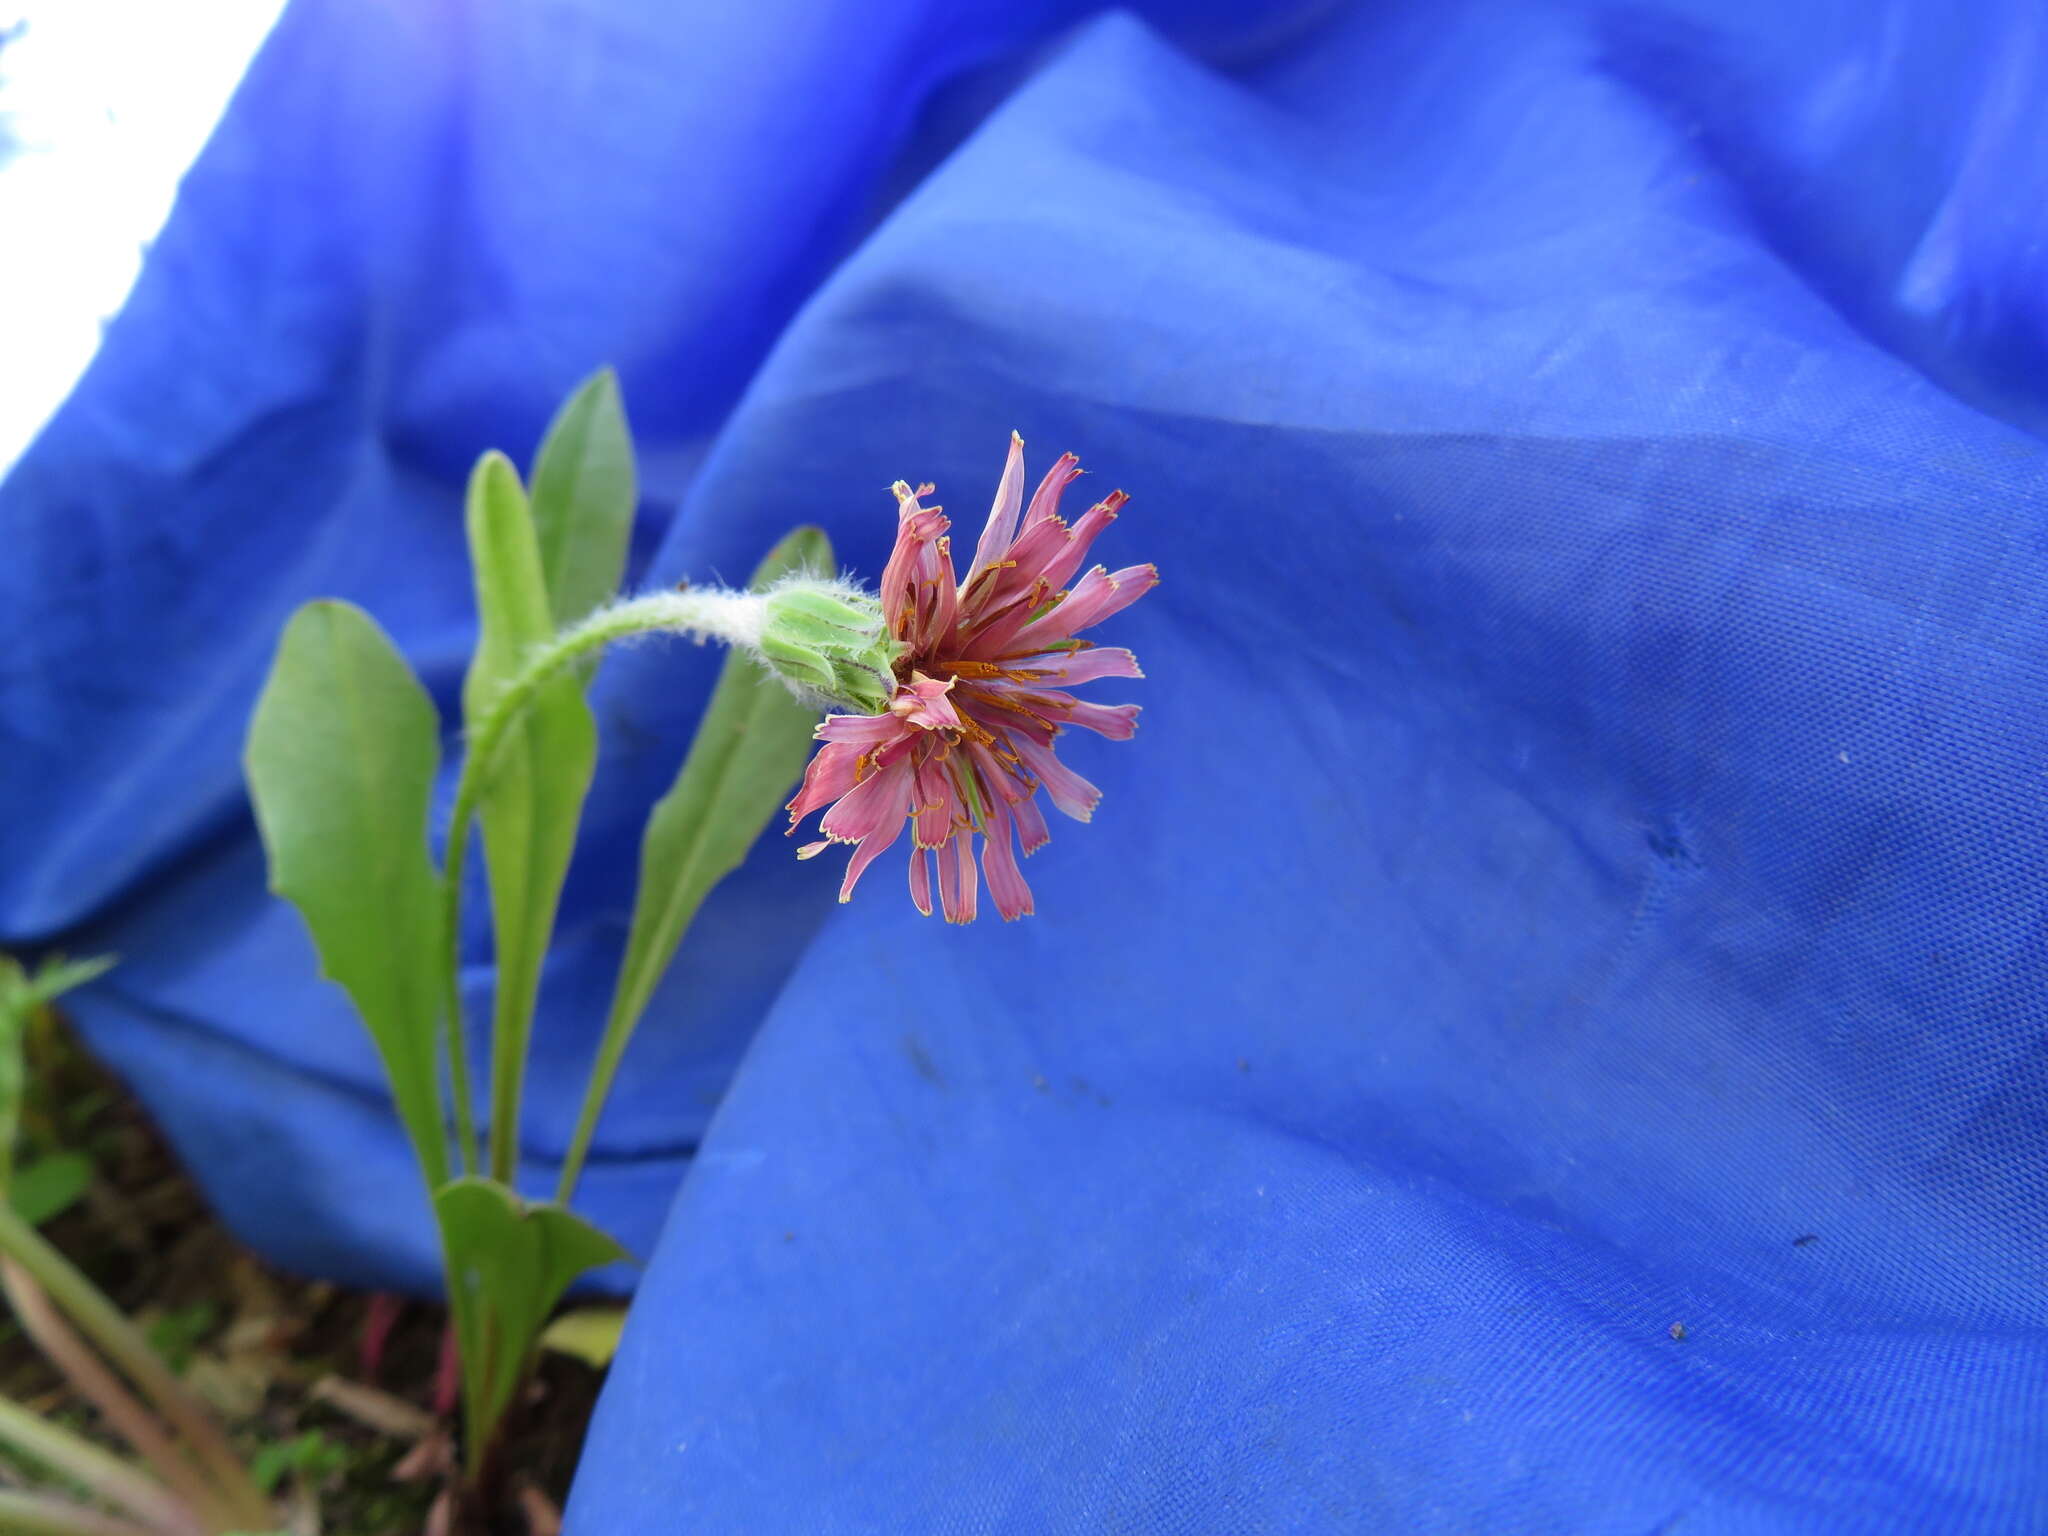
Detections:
[441, 590, 767, 1185]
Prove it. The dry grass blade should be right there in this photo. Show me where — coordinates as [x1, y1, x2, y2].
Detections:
[309, 1374, 440, 1441]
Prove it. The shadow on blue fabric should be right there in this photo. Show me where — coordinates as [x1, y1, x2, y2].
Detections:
[3, 0, 2045, 1530]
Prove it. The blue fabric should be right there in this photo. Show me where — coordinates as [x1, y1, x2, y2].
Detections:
[4, 0, 2045, 1530]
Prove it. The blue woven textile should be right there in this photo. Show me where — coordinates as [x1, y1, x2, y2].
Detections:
[4, 1, 2045, 1530]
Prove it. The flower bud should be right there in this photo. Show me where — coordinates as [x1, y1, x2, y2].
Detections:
[757, 581, 901, 714]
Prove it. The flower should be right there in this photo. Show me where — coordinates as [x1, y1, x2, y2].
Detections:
[787, 433, 1156, 922]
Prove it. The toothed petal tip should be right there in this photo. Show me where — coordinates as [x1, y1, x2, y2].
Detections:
[792, 435, 1151, 923]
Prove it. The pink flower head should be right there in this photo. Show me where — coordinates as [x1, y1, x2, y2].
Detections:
[788, 433, 1156, 922]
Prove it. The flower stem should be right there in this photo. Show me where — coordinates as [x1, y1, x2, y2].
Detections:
[440, 590, 768, 1187]
[0, 1204, 270, 1530]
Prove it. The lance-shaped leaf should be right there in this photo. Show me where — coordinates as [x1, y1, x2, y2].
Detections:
[461, 451, 601, 1184]
[555, 526, 832, 1200]
[245, 601, 449, 1189]
[528, 367, 637, 630]
[436, 1177, 626, 1465]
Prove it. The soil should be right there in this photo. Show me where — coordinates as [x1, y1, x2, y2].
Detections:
[0, 1013, 606, 1535]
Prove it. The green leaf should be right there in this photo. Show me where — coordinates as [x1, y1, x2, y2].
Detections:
[555, 527, 832, 1201]
[435, 1177, 626, 1455]
[6, 1152, 90, 1227]
[244, 601, 450, 1189]
[248, 1429, 348, 1496]
[537, 1305, 627, 1369]
[461, 452, 601, 1183]
[528, 368, 637, 630]
[143, 1300, 218, 1374]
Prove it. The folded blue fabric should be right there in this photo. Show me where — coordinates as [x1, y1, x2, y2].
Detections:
[4, 0, 2043, 1530]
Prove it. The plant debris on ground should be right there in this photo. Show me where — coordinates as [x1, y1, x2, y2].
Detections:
[0, 1014, 604, 1535]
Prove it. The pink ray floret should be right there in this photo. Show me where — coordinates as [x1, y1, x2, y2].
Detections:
[788, 432, 1156, 922]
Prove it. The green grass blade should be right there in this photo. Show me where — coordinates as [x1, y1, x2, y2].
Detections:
[17, 956, 115, 1011]
[1, 954, 114, 1193]
[0, 957, 23, 1192]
